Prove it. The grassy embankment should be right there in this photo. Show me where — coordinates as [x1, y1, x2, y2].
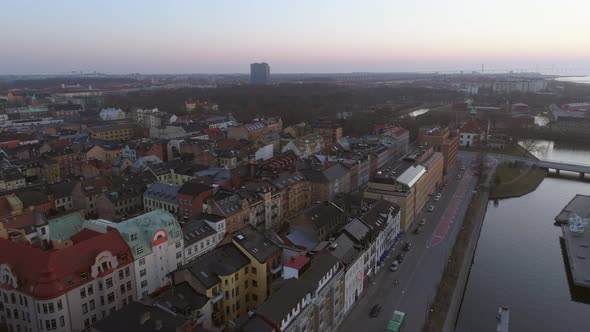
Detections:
[460, 143, 531, 159]
[490, 163, 547, 199]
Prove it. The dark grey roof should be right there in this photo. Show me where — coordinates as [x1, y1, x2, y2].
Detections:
[186, 244, 250, 289]
[212, 191, 243, 216]
[15, 190, 49, 207]
[360, 200, 400, 233]
[92, 302, 186, 332]
[49, 181, 78, 199]
[323, 163, 349, 182]
[0, 168, 23, 181]
[304, 202, 345, 229]
[178, 181, 212, 196]
[144, 182, 181, 204]
[257, 278, 314, 326]
[182, 218, 216, 246]
[234, 314, 275, 332]
[328, 233, 359, 265]
[343, 218, 371, 243]
[272, 172, 306, 189]
[155, 282, 209, 314]
[300, 252, 340, 286]
[233, 225, 281, 263]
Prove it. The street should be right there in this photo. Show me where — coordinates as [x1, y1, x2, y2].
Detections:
[338, 153, 480, 332]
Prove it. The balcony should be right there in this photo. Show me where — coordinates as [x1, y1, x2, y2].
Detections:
[270, 263, 283, 274]
[211, 292, 224, 304]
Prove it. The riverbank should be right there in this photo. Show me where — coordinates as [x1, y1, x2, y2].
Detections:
[460, 143, 535, 159]
[490, 163, 547, 199]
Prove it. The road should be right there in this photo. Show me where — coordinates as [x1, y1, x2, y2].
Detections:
[338, 154, 481, 332]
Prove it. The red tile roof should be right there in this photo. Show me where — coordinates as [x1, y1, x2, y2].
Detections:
[461, 118, 485, 133]
[285, 255, 310, 270]
[0, 229, 132, 300]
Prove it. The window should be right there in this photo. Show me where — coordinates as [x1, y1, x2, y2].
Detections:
[84, 318, 89, 328]
[130, 233, 137, 241]
[107, 292, 115, 304]
[118, 270, 124, 280]
[139, 258, 145, 266]
[245, 294, 249, 302]
[100, 296, 105, 306]
[253, 294, 258, 302]
[125, 267, 130, 277]
[51, 319, 56, 330]
[141, 280, 148, 289]
[106, 277, 113, 288]
[80, 272, 88, 281]
[98, 281, 103, 291]
[48, 303, 54, 313]
[57, 299, 62, 311]
[59, 316, 64, 327]
[253, 280, 258, 288]
[235, 272, 239, 281]
[89, 300, 95, 310]
[80, 288, 86, 299]
[87, 285, 93, 295]
[224, 279, 228, 286]
[245, 280, 249, 289]
[251, 267, 257, 275]
[175, 242, 181, 249]
[136, 246, 144, 255]
[140, 269, 147, 277]
[236, 300, 240, 311]
[244, 267, 249, 274]
[120, 284, 125, 294]
[226, 306, 229, 314]
[176, 251, 182, 259]
[126, 281, 132, 291]
[235, 286, 239, 296]
[82, 303, 88, 314]
[187, 247, 192, 255]
[10, 294, 15, 304]
[177, 262, 182, 269]
[91, 314, 97, 323]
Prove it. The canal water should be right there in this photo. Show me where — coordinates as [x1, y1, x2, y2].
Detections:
[456, 141, 590, 332]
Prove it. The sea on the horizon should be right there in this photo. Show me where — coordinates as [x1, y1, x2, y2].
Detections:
[555, 76, 590, 84]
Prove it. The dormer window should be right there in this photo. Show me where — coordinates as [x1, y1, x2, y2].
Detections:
[80, 272, 88, 281]
[130, 233, 138, 241]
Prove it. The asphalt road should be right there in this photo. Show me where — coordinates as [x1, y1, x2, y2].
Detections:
[338, 154, 480, 332]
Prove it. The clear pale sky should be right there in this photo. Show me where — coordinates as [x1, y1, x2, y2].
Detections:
[2, 0, 590, 75]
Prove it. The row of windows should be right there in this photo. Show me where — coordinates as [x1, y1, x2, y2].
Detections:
[2, 292, 28, 307]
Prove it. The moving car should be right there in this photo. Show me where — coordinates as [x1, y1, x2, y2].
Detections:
[370, 304, 382, 317]
[427, 205, 434, 212]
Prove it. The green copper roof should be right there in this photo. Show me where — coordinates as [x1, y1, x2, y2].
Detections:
[48, 212, 85, 241]
[85, 209, 182, 260]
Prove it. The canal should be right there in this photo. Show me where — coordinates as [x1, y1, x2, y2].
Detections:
[456, 140, 590, 332]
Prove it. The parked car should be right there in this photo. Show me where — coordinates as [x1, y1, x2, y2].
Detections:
[370, 304, 382, 317]
[434, 196, 440, 201]
[390, 260, 399, 272]
[413, 227, 421, 234]
[419, 218, 426, 226]
[427, 205, 434, 212]
[456, 175, 461, 180]
[461, 166, 466, 171]
[403, 242, 412, 252]
[396, 253, 404, 263]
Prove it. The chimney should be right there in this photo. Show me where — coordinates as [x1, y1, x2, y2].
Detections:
[139, 311, 151, 325]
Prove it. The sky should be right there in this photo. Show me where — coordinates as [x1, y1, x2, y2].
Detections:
[2, 0, 590, 75]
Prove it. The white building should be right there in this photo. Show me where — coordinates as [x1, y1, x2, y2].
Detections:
[360, 200, 401, 273]
[328, 232, 366, 315]
[182, 214, 226, 262]
[85, 210, 184, 300]
[98, 108, 126, 121]
[0, 228, 135, 332]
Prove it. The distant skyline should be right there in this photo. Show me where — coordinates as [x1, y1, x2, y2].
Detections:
[2, 0, 590, 75]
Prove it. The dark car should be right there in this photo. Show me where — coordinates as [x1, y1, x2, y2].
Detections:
[413, 227, 421, 234]
[370, 304, 382, 317]
[396, 253, 404, 263]
[403, 242, 412, 252]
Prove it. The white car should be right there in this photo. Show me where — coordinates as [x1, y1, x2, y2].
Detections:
[390, 261, 399, 272]
[427, 205, 434, 212]
[419, 219, 426, 226]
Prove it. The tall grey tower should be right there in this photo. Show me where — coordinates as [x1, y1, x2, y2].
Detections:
[250, 62, 270, 85]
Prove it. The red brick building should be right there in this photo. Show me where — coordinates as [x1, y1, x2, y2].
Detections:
[177, 181, 214, 221]
[418, 126, 459, 174]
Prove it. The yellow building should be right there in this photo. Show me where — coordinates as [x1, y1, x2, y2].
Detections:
[88, 123, 135, 141]
[174, 244, 267, 330]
